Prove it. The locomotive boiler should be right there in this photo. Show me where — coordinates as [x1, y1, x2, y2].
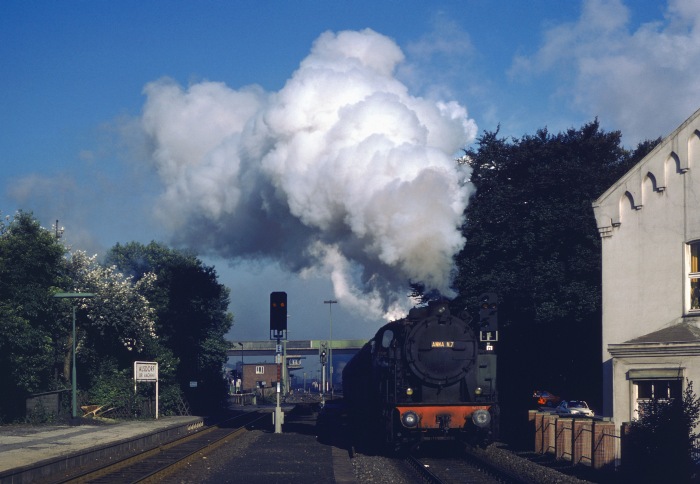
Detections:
[342, 299, 498, 451]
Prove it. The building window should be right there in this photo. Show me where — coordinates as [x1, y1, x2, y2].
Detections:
[255, 366, 265, 374]
[637, 379, 682, 401]
[689, 242, 700, 310]
[634, 379, 683, 418]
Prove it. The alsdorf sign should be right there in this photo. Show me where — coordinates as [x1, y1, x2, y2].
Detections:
[134, 361, 158, 382]
[134, 361, 160, 419]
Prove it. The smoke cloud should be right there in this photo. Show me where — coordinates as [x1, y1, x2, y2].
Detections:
[140, 29, 476, 320]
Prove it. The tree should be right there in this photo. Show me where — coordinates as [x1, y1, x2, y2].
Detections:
[0, 212, 67, 420]
[0, 212, 190, 420]
[452, 122, 659, 442]
[55, 249, 187, 418]
[105, 242, 233, 413]
[57, 251, 165, 390]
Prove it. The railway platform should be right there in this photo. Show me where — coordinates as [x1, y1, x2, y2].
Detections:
[0, 414, 205, 483]
[0, 401, 356, 484]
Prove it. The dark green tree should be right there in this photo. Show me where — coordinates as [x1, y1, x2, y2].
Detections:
[105, 242, 233, 413]
[452, 122, 659, 443]
[0, 212, 67, 420]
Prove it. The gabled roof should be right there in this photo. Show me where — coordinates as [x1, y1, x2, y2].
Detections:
[592, 107, 700, 236]
[625, 322, 700, 344]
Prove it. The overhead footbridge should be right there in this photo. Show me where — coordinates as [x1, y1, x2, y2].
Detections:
[226, 339, 367, 358]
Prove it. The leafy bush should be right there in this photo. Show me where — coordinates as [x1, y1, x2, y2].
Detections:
[87, 364, 188, 419]
[625, 379, 700, 483]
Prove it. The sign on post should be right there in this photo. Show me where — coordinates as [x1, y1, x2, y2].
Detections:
[134, 361, 159, 419]
[135, 361, 158, 381]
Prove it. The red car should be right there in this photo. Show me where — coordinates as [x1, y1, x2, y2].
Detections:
[533, 390, 561, 408]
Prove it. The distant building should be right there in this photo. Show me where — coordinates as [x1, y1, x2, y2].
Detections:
[241, 363, 279, 393]
[593, 107, 700, 424]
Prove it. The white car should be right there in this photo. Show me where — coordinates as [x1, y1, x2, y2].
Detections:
[555, 400, 594, 417]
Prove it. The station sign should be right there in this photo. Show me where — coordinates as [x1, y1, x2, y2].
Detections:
[134, 361, 160, 419]
[134, 361, 158, 382]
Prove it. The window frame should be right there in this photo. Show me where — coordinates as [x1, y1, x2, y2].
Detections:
[633, 378, 683, 418]
[688, 241, 700, 312]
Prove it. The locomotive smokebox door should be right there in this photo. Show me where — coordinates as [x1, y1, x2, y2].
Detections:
[405, 317, 475, 386]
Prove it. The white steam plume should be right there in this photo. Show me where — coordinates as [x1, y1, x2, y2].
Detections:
[140, 29, 477, 320]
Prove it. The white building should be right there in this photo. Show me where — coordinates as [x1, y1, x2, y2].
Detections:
[592, 107, 700, 423]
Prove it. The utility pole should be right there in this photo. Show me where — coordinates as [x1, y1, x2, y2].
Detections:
[323, 300, 337, 399]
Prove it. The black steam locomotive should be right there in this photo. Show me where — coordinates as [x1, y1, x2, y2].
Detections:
[342, 299, 498, 451]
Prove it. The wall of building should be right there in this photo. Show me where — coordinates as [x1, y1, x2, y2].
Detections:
[241, 363, 280, 392]
[593, 108, 700, 418]
[610, 344, 700, 423]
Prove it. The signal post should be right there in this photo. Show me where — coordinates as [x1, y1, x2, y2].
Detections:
[270, 291, 287, 434]
[478, 293, 499, 400]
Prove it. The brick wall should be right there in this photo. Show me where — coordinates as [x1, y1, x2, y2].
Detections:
[530, 411, 618, 470]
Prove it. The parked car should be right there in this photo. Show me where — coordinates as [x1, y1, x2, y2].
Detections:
[533, 390, 562, 408]
[555, 400, 594, 417]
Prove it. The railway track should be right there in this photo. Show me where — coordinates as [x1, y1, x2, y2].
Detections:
[404, 443, 529, 484]
[51, 411, 267, 484]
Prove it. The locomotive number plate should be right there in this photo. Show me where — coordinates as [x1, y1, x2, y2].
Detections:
[431, 341, 454, 348]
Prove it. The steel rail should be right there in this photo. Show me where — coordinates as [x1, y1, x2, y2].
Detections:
[404, 455, 445, 484]
[52, 412, 266, 484]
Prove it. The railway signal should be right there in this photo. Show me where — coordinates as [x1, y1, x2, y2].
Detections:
[320, 343, 328, 406]
[479, 293, 498, 347]
[270, 291, 287, 333]
[478, 292, 498, 332]
[269, 291, 287, 433]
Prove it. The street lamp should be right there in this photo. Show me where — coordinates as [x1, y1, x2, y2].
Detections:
[323, 300, 337, 398]
[54, 292, 95, 423]
[237, 342, 243, 393]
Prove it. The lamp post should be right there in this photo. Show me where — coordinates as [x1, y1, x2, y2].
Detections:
[54, 292, 95, 423]
[237, 342, 243, 393]
[323, 300, 337, 398]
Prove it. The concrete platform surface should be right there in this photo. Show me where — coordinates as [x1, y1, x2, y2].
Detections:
[0, 403, 356, 484]
[0, 415, 203, 474]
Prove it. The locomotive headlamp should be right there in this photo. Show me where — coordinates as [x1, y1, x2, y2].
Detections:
[401, 411, 419, 428]
[471, 409, 491, 428]
[406, 387, 414, 396]
[474, 387, 482, 396]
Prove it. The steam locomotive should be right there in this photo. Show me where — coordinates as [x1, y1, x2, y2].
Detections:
[342, 299, 498, 451]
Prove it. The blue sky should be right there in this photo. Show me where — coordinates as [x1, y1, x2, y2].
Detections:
[2, 1, 699, 353]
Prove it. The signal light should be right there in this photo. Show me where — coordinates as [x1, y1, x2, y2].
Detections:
[270, 292, 287, 331]
[478, 292, 498, 332]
